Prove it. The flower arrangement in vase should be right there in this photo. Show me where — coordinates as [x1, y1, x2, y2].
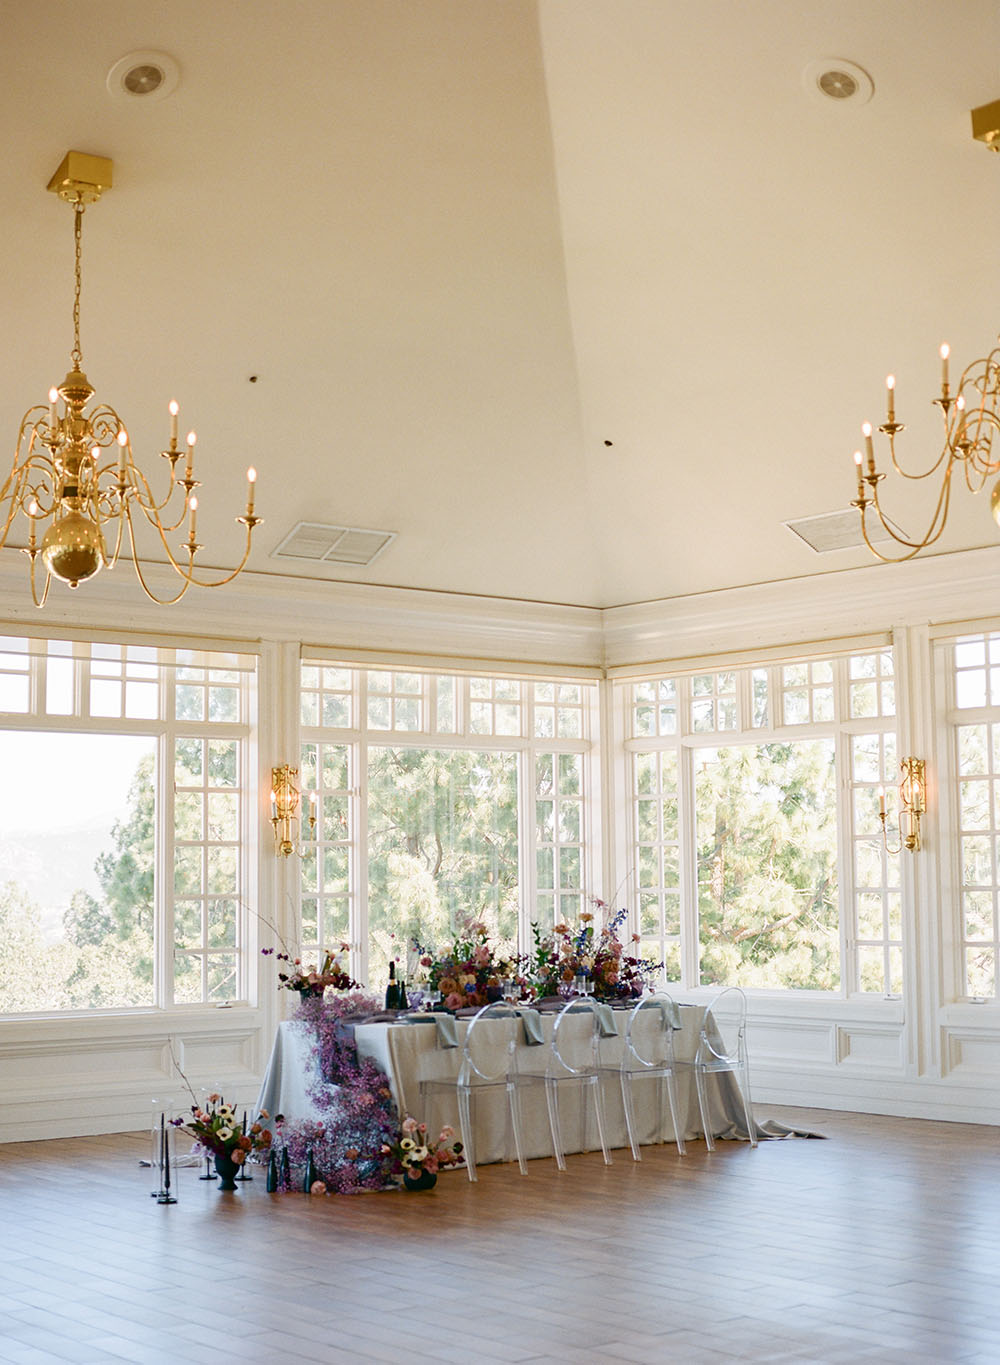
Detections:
[528, 904, 660, 1002]
[382, 1116, 464, 1190]
[415, 916, 522, 1010]
[262, 943, 359, 998]
[171, 1094, 273, 1189]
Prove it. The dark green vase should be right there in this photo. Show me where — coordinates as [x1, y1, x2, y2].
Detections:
[214, 1152, 240, 1190]
[402, 1168, 437, 1192]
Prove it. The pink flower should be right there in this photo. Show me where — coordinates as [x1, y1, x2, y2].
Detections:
[632, 933, 641, 943]
[310, 1181, 327, 1195]
[445, 992, 463, 1010]
[420, 955, 432, 967]
[401, 1117, 418, 1134]
[474, 945, 491, 966]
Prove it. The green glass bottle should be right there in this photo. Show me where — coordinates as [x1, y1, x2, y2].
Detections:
[385, 960, 400, 1010]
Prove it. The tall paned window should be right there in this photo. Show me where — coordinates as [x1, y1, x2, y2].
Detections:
[299, 662, 598, 986]
[946, 632, 1000, 999]
[622, 646, 900, 995]
[0, 635, 256, 1014]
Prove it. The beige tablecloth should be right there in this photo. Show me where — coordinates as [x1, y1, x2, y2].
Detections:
[256, 1004, 759, 1165]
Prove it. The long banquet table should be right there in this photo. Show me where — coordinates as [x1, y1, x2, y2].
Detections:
[256, 1003, 761, 1166]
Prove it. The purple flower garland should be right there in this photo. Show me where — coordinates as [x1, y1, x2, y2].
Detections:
[273, 992, 400, 1193]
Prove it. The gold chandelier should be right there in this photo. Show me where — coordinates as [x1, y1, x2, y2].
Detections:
[851, 101, 1000, 563]
[0, 151, 260, 606]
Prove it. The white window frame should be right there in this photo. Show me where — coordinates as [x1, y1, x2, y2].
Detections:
[615, 644, 901, 998]
[0, 631, 258, 1016]
[298, 660, 602, 986]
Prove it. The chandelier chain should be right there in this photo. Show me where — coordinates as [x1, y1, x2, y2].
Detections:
[71, 200, 84, 371]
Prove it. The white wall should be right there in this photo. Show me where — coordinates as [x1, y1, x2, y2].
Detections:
[3, 546, 1000, 1140]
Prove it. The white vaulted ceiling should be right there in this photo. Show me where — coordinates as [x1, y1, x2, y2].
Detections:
[2, 0, 1000, 611]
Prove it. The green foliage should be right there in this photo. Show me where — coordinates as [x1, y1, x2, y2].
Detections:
[695, 740, 839, 990]
[94, 752, 155, 940]
[366, 747, 519, 982]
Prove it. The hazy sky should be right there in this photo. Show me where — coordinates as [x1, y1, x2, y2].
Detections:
[0, 730, 154, 835]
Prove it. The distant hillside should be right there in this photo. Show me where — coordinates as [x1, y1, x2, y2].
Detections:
[0, 816, 118, 938]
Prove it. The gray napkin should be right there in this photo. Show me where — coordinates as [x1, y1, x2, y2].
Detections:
[400, 1012, 459, 1048]
[631, 996, 682, 1031]
[560, 1000, 619, 1038]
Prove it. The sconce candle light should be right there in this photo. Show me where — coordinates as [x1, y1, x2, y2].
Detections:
[879, 757, 926, 853]
[270, 765, 316, 858]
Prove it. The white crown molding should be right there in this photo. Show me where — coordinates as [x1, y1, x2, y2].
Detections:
[3, 544, 1000, 676]
[0, 562, 604, 669]
[602, 546, 1000, 669]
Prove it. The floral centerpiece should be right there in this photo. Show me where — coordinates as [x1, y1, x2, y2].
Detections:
[171, 1093, 273, 1188]
[263, 943, 359, 997]
[382, 1115, 464, 1190]
[415, 916, 522, 1010]
[528, 904, 660, 1002]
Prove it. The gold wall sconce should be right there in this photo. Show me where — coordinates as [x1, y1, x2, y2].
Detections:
[270, 765, 316, 858]
[879, 758, 926, 853]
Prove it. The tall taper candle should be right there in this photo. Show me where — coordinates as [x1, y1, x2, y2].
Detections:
[162, 1113, 172, 1196]
[862, 422, 875, 477]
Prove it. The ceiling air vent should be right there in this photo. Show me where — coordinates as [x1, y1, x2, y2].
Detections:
[272, 521, 396, 567]
[784, 509, 907, 554]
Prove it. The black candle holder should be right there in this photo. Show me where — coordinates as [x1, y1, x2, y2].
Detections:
[155, 1113, 177, 1205]
[237, 1110, 253, 1181]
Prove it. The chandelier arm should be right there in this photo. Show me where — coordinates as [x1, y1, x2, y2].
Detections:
[121, 446, 188, 523]
[27, 552, 51, 609]
[118, 503, 196, 606]
[92, 455, 188, 534]
[99, 488, 127, 569]
[145, 514, 256, 592]
[860, 471, 953, 561]
[960, 409, 1000, 489]
[175, 525, 257, 590]
[886, 432, 952, 481]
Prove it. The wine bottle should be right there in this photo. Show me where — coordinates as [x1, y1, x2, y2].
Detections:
[385, 960, 400, 1010]
[266, 1148, 278, 1193]
[397, 976, 409, 1009]
[303, 1146, 317, 1193]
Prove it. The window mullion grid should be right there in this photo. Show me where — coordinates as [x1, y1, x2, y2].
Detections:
[353, 730, 369, 989]
[678, 735, 699, 989]
[521, 748, 537, 957]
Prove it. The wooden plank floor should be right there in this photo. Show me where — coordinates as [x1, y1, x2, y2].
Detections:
[1, 1107, 999, 1363]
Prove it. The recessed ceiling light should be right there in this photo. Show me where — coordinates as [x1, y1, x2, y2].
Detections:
[802, 58, 874, 107]
[106, 51, 180, 103]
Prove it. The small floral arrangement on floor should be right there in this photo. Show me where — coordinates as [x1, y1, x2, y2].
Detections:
[528, 904, 660, 1002]
[262, 944, 360, 996]
[171, 1094, 273, 1164]
[382, 1116, 464, 1180]
[414, 916, 522, 1010]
